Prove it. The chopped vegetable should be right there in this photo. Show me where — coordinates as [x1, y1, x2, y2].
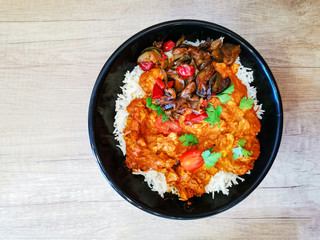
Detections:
[180, 150, 204, 172]
[202, 150, 222, 169]
[146, 97, 167, 121]
[232, 139, 252, 159]
[177, 64, 195, 79]
[161, 51, 167, 60]
[155, 115, 181, 134]
[239, 97, 254, 109]
[163, 40, 175, 52]
[203, 103, 223, 127]
[151, 84, 164, 99]
[214, 83, 234, 104]
[179, 134, 199, 147]
[156, 78, 166, 90]
[166, 81, 174, 88]
[138, 61, 154, 71]
[184, 112, 208, 125]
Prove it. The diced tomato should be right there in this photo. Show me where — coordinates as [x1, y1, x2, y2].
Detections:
[167, 81, 174, 88]
[151, 84, 164, 99]
[180, 150, 204, 172]
[184, 112, 208, 125]
[138, 61, 154, 71]
[155, 115, 182, 134]
[156, 78, 166, 90]
[177, 64, 195, 78]
[163, 40, 175, 52]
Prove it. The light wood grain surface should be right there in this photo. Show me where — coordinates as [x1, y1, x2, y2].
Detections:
[1, 0, 319, 239]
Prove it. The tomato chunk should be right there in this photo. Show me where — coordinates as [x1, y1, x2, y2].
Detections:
[163, 40, 175, 52]
[138, 61, 154, 71]
[177, 64, 195, 78]
[180, 150, 204, 172]
[155, 115, 182, 134]
[184, 112, 208, 125]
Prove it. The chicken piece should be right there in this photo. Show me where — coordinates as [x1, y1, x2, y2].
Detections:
[139, 68, 167, 94]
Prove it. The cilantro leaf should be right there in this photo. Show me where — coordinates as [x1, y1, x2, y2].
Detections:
[216, 94, 231, 104]
[161, 114, 168, 122]
[239, 97, 254, 109]
[232, 147, 242, 160]
[238, 138, 246, 147]
[222, 83, 235, 95]
[146, 97, 168, 122]
[202, 150, 222, 169]
[232, 139, 252, 159]
[214, 84, 234, 104]
[204, 104, 222, 127]
[179, 134, 199, 147]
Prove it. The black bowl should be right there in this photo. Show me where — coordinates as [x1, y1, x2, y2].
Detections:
[88, 20, 283, 219]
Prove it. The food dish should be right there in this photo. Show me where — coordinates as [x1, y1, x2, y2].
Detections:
[88, 20, 283, 219]
[116, 37, 262, 201]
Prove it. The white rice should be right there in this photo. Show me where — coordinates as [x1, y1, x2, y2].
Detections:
[113, 38, 263, 199]
[113, 66, 145, 155]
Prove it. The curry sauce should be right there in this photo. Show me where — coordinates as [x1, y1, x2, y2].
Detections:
[123, 38, 261, 200]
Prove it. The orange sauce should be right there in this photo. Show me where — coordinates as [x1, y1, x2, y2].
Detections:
[123, 63, 261, 200]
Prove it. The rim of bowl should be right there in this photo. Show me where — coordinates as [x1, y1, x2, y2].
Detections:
[88, 19, 283, 219]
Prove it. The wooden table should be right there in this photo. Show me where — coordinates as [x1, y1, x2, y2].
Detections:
[1, 1, 319, 239]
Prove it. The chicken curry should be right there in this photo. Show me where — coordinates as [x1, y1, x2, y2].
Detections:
[123, 37, 261, 201]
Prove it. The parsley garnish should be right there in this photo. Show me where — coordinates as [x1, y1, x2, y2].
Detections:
[179, 134, 199, 147]
[202, 150, 222, 169]
[232, 139, 252, 159]
[214, 83, 234, 104]
[239, 97, 254, 109]
[146, 97, 168, 122]
[203, 104, 222, 127]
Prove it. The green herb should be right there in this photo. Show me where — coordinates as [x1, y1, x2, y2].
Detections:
[146, 97, 167, 122]
[239, 97, 254, 109]
[203, 104, 223, 127]
[179, 134, 199, 147]
[208, 147, 214, 152]
[214, 83, 234, 104]
[202, 150, 222, 169]
[232, 139, 252, 159]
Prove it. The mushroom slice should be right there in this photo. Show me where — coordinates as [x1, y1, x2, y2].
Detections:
[207, 39, 222, 52]
[167, 69, 186, 93]
[221, 43, 241, 65]
[169, 55, 191, 68]
[180, 82, 196, 99]
[195, 66, 215, 97]
[175, 35, 185, 47]
[209, 72, 231, 95]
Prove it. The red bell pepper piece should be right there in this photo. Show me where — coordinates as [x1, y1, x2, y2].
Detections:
[151, 84, 164, 99]
[161, 51, 167, 60]
[163, 40, 175, 52]
[185, 112, 208, 125]
[177, 64, 195, 79]
[138, 61, 154, 71]
[203, 99, 208, 107]
[156, 78, 166, 90]
[155, 115, 182, 134]
[167, 81, 174, 88]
